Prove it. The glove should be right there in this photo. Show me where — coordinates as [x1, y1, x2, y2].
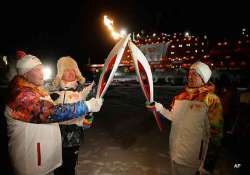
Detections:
[155, 102, 164, 112]
[145, 101, 155, 110]
[155, 102, 172, 121]
[82, 114, 94, 129]
[85, 97, 103, 112]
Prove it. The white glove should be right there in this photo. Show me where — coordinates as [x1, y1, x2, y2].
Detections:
[155, 102, 164, 112]
[155, 102, 173, 121]
[85, 98, 103, 112]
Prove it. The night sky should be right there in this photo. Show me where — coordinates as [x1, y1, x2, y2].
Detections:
[1, 1, 249, 65]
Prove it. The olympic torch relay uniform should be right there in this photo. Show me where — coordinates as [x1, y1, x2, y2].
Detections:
[52, 82, 94, 128]
[158, 83, 223, 169]
[5, 76, 90, 175]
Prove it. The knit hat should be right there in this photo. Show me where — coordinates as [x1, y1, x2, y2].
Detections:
[53, 56, 85, 87]
[16, 51, 42, 75]
[190, 61, 212, 83]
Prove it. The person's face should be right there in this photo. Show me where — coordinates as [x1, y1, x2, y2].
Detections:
[187, 69, 204, 88]
[24, 64, 44, 86]
[62, 69, 76, 82]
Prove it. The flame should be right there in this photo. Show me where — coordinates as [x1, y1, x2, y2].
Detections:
[112, 31, 120, 40]
[104, 15, 114, 31]
[103, 15, 126, 40]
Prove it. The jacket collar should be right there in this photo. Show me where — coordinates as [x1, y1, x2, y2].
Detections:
[185, 82, 215, 95]
[10, 76, 48, 97]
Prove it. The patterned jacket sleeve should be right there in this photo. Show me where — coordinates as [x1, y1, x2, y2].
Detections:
[8, 89, 50, 123]
[9, 89, 89, 123]
[204, 93, 224, 146]
[48, 101, 89, 123]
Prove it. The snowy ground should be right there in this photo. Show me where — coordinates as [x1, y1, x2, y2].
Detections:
[76, 85, 241, 175]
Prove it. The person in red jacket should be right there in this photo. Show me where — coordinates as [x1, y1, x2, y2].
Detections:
[149, 61, 223, 175]
[5, 51, 103, 175]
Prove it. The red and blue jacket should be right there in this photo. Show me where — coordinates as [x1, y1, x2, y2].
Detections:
[7, 76, 89, 123]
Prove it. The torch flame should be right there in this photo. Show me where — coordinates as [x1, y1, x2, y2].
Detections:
[103, 15, 127, 40]
[104, 15, 114, 31]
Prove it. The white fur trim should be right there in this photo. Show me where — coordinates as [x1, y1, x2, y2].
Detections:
[53, 56, 85, 88]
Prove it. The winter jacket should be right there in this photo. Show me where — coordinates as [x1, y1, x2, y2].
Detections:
[6, 76, 89, 123]
[5, 109, 62, 175]
[51, 82, 94, 148]
[161, 83, 223, 168]
[4, 76, 90, 175]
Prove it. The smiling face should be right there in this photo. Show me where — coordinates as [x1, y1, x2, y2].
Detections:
[24, 64, 44, 86]
[62, 69, 77, 82]
[187, 69, 205, 88]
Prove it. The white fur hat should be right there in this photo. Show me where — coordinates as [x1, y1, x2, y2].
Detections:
[16, 51, 42, 75]
[53, 56, 85, 87]
[190, 61, 212, 83]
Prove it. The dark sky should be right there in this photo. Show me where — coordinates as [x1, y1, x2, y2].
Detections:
[1, 1, 249, 65]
